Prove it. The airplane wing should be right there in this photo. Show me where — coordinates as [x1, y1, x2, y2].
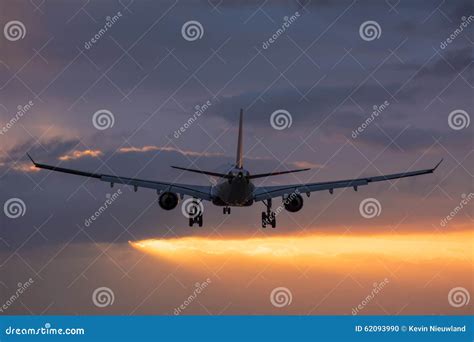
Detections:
[253, 160, 443, 202]
[27, 154, 212, 201]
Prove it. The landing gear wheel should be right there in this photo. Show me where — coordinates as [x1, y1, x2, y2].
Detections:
[270, 214, 276, 228]
[189, 214, 203, 227]
[223, 207, 231, 215]
[261, 199, 276, 228]
[261, 212, 276, 228]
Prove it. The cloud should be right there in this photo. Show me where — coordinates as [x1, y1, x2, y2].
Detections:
[1, 0, 473, 319]
[0, 138, 80, 166]
[207, 83, 410, 128]
[352, 125, 472, 152]
[416, 48, 472, 78]
[117, 145, 225, 158]
[0, 0, 470, 253]
[10, 163, 39, 173]
[59, 149, 103, 161]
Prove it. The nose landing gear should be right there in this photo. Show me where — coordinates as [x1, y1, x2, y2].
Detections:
[223, 206, 231, 215]
[261, 199, 276, 228]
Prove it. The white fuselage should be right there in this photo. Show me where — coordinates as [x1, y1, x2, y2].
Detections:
[211, 168, 255, 206]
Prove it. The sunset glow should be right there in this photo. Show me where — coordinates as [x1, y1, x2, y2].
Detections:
[130, 229, 473, 262]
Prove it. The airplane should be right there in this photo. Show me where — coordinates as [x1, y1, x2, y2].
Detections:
[27, 109, 443, 228]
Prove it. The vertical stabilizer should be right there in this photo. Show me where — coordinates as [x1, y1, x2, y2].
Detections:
[236, 109, 243, 168]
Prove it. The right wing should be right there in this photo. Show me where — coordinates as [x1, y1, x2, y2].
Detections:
[253, 160, 443, 202]
[28, 154, 212, 201]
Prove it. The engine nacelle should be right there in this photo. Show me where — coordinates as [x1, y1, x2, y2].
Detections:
[158, 192, 179, 210]
[284, 193, 304, 212]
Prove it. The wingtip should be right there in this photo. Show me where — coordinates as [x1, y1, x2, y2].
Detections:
[26, 153, 36, 166]
[433, 158, 443, 171]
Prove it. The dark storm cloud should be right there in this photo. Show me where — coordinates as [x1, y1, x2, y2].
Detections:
[352, 126, 472, 152]
[207, 82, 412, 126]
[1, 0, 472, 253]
[399, 47, 473, 78]
[1, 2, 473, 318]
[450, 0, 474, 19]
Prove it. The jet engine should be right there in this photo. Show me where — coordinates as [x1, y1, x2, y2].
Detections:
[158, 192, 179, 210]
[284, 193, 304, 212]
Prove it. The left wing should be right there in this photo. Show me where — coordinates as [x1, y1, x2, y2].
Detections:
[27, 154, 212, 201]
[253, 160, 443, 202]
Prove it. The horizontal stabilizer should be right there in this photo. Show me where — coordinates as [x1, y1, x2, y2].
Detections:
[171, 166, 232, 179]
[249, 168, 310, 179]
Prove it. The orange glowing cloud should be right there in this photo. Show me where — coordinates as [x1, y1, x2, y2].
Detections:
[130, 229, 473, 262]
[118, 145, 224, 158]
[12, 163, 40, 173]
[59, 149, 103, 161]
[127, 228, 473, 315]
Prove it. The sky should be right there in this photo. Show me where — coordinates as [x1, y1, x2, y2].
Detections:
[0, 0, 472, 315]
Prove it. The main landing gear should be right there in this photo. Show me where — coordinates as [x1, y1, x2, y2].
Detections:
[223, 206, 231, 215]
[189, 214, 203, 227]
[261, 199, 276, 228]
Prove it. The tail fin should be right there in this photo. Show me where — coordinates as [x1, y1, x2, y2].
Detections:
[236, 109, 244, 168]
